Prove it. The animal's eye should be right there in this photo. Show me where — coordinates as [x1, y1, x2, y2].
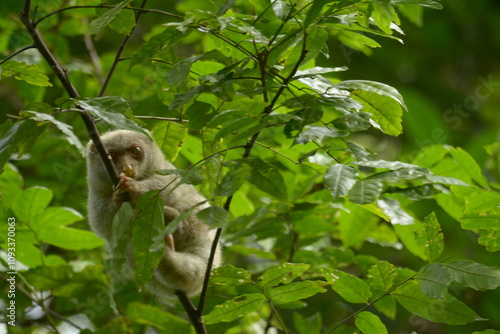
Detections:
[107, 150, 117, 162]
[130, 145, 143, 158]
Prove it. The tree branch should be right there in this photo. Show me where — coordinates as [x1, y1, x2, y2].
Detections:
[19, 1, 119, 185]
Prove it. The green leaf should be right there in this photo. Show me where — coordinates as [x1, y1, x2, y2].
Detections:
[332, 29, 381, 55]
[393, 223, 427, 260]
[338, 203, 376, 248]
[372, 0, 399, 34]
[258, 262, 310, 288]
[272, 0, 292, 20]
[12, 186, 52, 223]
[211, 265, 252, 286]
[443, 260, 500, 291]
[355, 311, 388, 334]
[267, 280, 327, 304]
[367, 261, 397, 292]
[0, 121, 21, 170]
[415, 212, 444, 262]
[185, 101, 216, 130]
[394, 279, 484, 325]
[76, 97, 144, 134]
[213, 0, 235, 16]
[204, 293, 266, 324]
[293, 313, 322, 334]
[367, 167, 429, 182]
[354, 159, 425, 170]
[348, 180, 383, 205]
[89, 1, 131, 35]
[337, 80, 407, 111]
[132, 191, 165, 289]
[167, 56, 200, 86]
[478, 229, 500, 252]
[304, 0, 332, 28]
[109, 202, 135, 286]
[377, 198, 414, 225]
[152, 121, 188, 161]
[126, 302, 191, 333]
[351, 90, 403, 136]
[26, 111, 85, 155]
[449, 147, 489, 188]
[324, 164, 358, 198]
[247, 159, 288, 200]
[108, 4, 136, 35]
[196, 206, 228, 228]
[215, 161, 249, 196]
[322, 268, 372, 303]
[1, 60, 52, 87]
[332, 112, 372, 132]
[295, 126, 348, 145]
[41, 226, 105, 251]
[417, 263, 452, 299]
[462, 209, 500, 229]
[170, 85, 206, 110]
[130, 27, 184, 68]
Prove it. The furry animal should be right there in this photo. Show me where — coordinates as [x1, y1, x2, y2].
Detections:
[86, 129, 221, 297]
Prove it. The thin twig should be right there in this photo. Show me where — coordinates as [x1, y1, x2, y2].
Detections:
[134, 115, 189, 123]
[0, 44, 36, 65]
[33, 5, 183, 26]
[98, 0, 148, 97]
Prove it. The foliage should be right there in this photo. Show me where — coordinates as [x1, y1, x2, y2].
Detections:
[0, 0, 499, 333]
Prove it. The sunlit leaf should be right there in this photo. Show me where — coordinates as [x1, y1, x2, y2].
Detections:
[377, 197, 414, 225]
[153, 121, 188, 161]
[415, 212, 444, 262]
[324, 164, 358, 198]
[258, 263, 310, 288]
[461, 209, 500, 230]
[336, 80, 407, 111]
[367, 261, 397, 292]
[12, 186, 52, 223]
[349, 180, 383, 205]
[211, 265, 252, 286]
[267, 280, 327, 304]
[1, 60, 52, 87]
[322, 268, 372, 303]
[204, 293, 266, 324]
[351, 91, 403, 136]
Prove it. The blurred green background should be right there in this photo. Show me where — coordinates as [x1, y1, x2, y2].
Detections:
[1, 0, 499, 333]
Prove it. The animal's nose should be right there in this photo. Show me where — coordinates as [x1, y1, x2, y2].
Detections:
[123, 164, 135, 178]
